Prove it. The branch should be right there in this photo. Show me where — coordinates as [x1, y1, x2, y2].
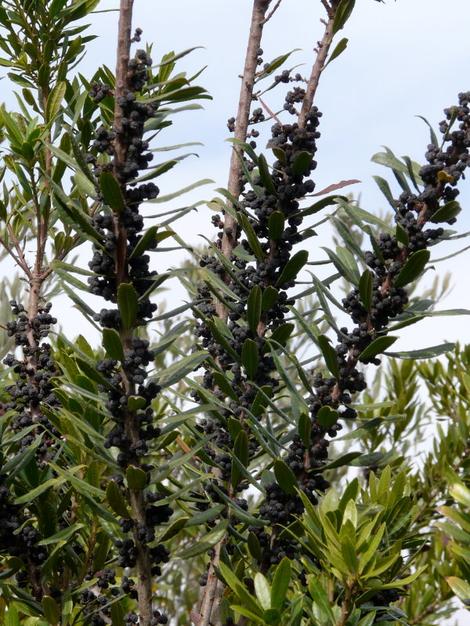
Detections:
[298, 1, 338, 128]
[0, 232, 31, 278]
[262, 0, 283, 24]
[112, 3, 155, 625]
[196, 4, 273, 623]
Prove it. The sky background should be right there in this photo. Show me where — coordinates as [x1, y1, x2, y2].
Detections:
[1, 2, 470, 621]
[74, 0, 470, 355]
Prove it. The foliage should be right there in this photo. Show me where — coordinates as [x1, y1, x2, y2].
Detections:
[0, 1, 468, 626]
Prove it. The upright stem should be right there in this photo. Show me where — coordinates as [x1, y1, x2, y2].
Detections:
[114, 0, 134, 171]
[112, 2, 153, 624]
[298, 1, 338, 128]
[196, 4, 272, 624]
[216, 0, 271, 317]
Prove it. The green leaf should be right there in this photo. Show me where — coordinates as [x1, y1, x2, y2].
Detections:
[318, 335, 340, 379]
[247, 286, 262, 333]
[446, 576, 470, 604]
[386, 342, 455, 359]
[450, 482, 470, 507]
[416, 115, 439, 147]
[100, 171, 125, 212]
[269, 323, 294, 348]
[151, 178, 213, 203]
[248, 531, 263, 560]
[15, 477, 62, 504]
[322, 246, 359, 284]
[379, 566, 427, 589]
[242, 338, 259, 379]
[129, 226, 159, 259]
[126, 466, 147, 490]
[106, 481, 130, 518]
[325, 37, 348, 68]
[117, 283, 138, 330]
[358, 613, 377, 626]
[254, 573, 271, 610]
[177, 521, 228, 559]
[395, 249, 430, 288]
[4, 605, 20, 626]
[238, 212, 265, 260]
[308, 578, 335, 624]
[102, 328, 124, 361]
[333, 0, 356, 33]
[256, 49, 300, 81]
[276, 250, 309, 287]
[42, 596, 60, 625]
[294, 195, 346, 219]
[358, 335, 397, 362]
[46, 81, 66, 122]
[291, 151, 312, 176]
[262, 286, 279, 311]
[127, 396, 147, 411]
[359, 269, 373, 311]
[430, 200, 461, 223]
[320, 451, 362, 471]
[268, 211, 285, 240]
[219, 562, 263, 617]
[274, 460, 297, 495]
[271, 557, 291, 610]
[186, 504, 225, 527]
[158, 351, 207, 388]
[258, 154, 276, 195]
[158, 516, 189, 542]
[213, 372, 238, 400]
[316, 406, 338, 428]
[396, 223, 409, 246]
[232, 430, 249, 489]
[38, 523, 84, 546]
[298, 413, 311, 447]
[53, 192, 103, 244]
[373, 175, 396, 209]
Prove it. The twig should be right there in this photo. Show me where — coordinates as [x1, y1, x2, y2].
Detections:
[258, 96, 282, 124]
[263, 0, 283, 24]
[298, 1, 338, 128]
[0, 233, 31, 278]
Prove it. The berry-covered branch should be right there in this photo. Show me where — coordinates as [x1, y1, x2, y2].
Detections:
[218, 0, 273, 312]
[86, 3, 165, 620]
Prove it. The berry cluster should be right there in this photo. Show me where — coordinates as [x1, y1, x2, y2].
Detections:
[0, 301, 62, 596]
[194, 86, 334, 567]
[3, 301, 60, 456]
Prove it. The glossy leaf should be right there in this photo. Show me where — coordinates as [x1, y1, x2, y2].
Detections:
[276, 250, 309, 287]
[274, 460, 297, 495]
[359, 335, 398, 362]
[100, 171, 126, 212]
[242, 338, 259, 379]
[117, 283, 138, 330]
[394, 249, 430, 288]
